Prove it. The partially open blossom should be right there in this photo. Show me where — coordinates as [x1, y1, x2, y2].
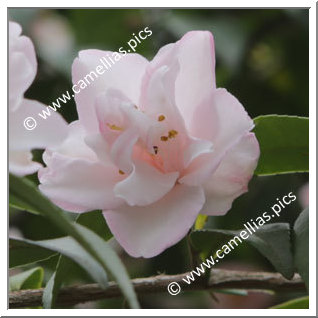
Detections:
[39, 31, 260, 258]
[9, 21, 67, 176]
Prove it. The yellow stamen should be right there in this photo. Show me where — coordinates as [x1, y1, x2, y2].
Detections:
[107, 123, 123, 131]
[160, 136, 168, 141]
[168, 129, 178, 138]
[119, 170, 125, 175]
[158, 115, 165, 122]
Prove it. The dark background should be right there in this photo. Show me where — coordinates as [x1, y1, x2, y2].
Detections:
[9, 8, 309, 309]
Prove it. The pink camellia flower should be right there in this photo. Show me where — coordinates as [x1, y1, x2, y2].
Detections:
[39, 31, 260, 258]
[9, 21, 67, 176]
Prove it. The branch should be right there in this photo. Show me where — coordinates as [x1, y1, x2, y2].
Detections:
[9, 269, 306, 308]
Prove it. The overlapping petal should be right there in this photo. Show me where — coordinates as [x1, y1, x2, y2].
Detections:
[39, 122, 124, 212]
[72, 50, 148, 133]
[9, 21, 68, 177]
[180, 88, 254, 186]
[9, 150, 42, 177]
[9, 99, 68, 151]
[9, 21, 37, 111]
[9, 99, 68, 176]
[200, 133, 260, 216]
[114, 161, 179, 206]
[141, 31, 216, 129]
[104, 184, 205, 258]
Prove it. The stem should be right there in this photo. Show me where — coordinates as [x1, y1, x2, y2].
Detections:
[10, 269, 306, 308]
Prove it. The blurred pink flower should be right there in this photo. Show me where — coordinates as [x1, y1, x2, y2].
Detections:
[30, 12, 75, 73]
[298, 182, 309, 208]
[39, 31, 260, 258]
[9, 21, 67, 176]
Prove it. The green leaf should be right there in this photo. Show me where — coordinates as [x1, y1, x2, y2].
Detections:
[191, 223, 294, 279]
[76, 210, 113, 241]
[43, 211, 113, 308]
[42, 271, 59, 309]
[9, 238, 56, 268]
[270, 296, 309, 309]
[73, 224, 139, 309]
[10, 267, 44, 291]
[9, 175, 76, 236]
[253, 115, 309, 175]
[190, 230, 231, 260]
[10, 236, 108, 290]
[42, 255, 74, 309]
[9, 175, 139, 308]
[243, 223, 294, 279]
[293, 208, 309, 289]
[9, 192, 39, 215]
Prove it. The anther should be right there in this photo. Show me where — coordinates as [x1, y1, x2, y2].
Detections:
[160, 136, 168, 141]
[119, 170, 125, 175]
[168, 130, 178, 138]
[107, 123, 123, 131]
[153, 146, 158, 154]
[158, 115, 165, 122]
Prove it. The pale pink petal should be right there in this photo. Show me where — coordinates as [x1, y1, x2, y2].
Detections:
[141, 63, 191, 172]
[94, 90, 153, 172]
[180, 152, 216, 187]
[201, 133, 260, 216]
[39, 122, 124, 212]
[9, 22, 37, 73]
[9, 99, 68, 176]
[9, 99, 68, 151]
[180, 88, 254, 186]
[110, 128, 139, 174]
[72, 50, 148, 132]
[9, 53, 34, 110]
[9, 21, 37, 110]
[183, 138, 213, 168]
[114, 161, 179, 206]
[104, 184, 205, 258]
[142, 64, 185, 132]
[39, 153, 125, 213]
[84, 133, 111, 164]
[44, 121, 95, 161]
[189, 88, 253, 145]
[174, 31, 216, 127]
[142, 31, 216, 129]
[9, 21, 22, 38]
[95, 90, 133, 146]
[95, 89, 155, 142]
[9, 150, 42, 176]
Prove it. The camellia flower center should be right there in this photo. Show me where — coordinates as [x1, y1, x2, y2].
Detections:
[106, 110, 180, 175]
